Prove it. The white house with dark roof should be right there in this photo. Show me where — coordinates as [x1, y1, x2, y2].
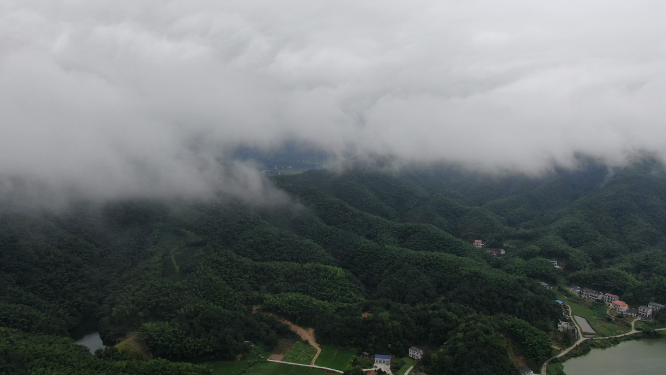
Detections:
[408, 346, 424, 360]
[638, 305, 653, 318]
[518, 366, 534, 375]
[648, 302, 665, 311]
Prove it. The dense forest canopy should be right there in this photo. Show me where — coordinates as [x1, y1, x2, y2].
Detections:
[3, 159, 666, 374]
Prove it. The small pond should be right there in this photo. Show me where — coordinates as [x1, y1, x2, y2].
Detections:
[70, 316, 106, 354]
[75, 332, 106, 354]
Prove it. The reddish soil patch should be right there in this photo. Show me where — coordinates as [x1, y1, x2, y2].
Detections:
[269, 354, 285, 361]
[362, 312, 373, 318]
[260, 313, 322, 365]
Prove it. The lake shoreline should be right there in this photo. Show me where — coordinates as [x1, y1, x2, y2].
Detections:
[548, 332, 666, 375]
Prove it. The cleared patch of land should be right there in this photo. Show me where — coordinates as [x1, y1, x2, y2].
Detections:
[262, 313, 322, 364]
[283, 341, 317, 365]
[115, 333, 152, 360]
[314, 346, 355, 371]
[274, 339, 297, 356]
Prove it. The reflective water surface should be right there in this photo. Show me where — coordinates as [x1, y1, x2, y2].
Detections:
[563, 338, 666, 375]
[75, 332, 106, 354]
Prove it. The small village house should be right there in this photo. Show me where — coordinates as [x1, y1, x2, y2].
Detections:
[558, 321, 573, 331]
[570, 286, 581, 295]
[548, 259, 558, 267]
[518, 366, 534, 375]
[612, 300, 629, 313]
[603, 293, 620, 304]
[375, 354, 391, 366]
[581, 288, 603, 301]
[408, 346, 424, 360]
[557, 321, 579, 339]
[486, 248, 505, 256]
[648, 302, 665, 311]
[638, 305, 653, 318]
[473, 240, 484, 248]
[539, 282, 551, 290]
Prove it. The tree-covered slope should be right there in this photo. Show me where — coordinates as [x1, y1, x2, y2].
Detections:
[4, 160, 666, 374]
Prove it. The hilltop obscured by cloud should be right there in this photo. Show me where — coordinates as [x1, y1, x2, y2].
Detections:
[2, 0, 666, 202]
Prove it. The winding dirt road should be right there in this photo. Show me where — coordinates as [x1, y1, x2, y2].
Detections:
[257, 310, 322, 365]
[279, 318, 322, 365]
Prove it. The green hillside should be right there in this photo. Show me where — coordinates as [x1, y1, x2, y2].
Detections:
[3, 160, 666, 374]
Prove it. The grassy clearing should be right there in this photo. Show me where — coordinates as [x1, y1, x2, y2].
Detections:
[274, 339, 297, 355]
[314, 346, 355, 371]
[283, 341, 317, 365]
[243, 361, 280, 375]
[395, 358, 416, 375]
[558, 294, 631, 337]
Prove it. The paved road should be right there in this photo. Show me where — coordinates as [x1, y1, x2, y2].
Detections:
[540, 304, 588, 375]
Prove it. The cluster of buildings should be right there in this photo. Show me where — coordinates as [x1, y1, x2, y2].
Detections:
[473, 240, 506, 256]
[570, 286, 664, 319]
[374, 345, 536, 375]
[371, 347, 424, 372]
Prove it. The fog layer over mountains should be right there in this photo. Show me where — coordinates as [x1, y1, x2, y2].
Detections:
[2, 0, 666, 201]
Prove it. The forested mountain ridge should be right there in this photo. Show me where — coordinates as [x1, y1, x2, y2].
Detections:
[2, 160, 666, 374]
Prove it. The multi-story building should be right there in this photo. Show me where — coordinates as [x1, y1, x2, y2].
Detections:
[603, 293, 620, 304]
[612, 300, 629, 313]
[408, 347, 424, 360]
[638, 305, 653, 318]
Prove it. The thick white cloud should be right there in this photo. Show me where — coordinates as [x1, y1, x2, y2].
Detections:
[2, 0, 666, 200]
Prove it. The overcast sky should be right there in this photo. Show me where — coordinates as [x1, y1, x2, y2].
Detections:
[2, 0, 666, 201]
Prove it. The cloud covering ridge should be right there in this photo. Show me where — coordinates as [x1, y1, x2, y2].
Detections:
[2, 0, 666, 200]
